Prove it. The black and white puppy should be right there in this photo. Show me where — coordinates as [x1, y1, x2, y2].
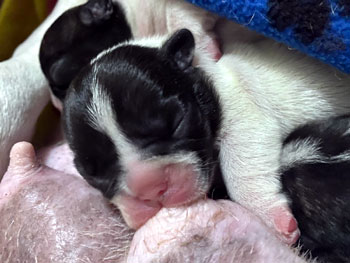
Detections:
[38, 0, 223, 230]
[63, 30, 221, 229]
[39, 0, 132, 108]
[39, 0, 222, 110]
[62, 26, 350, 245]
[281, 115, 350, 263]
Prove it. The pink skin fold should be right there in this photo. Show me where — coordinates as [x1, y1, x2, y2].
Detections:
[0, 142, 308, 262]
[118, 161, 202, 229]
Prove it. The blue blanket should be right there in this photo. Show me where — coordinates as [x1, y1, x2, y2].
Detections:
[186, 0, 350, 73]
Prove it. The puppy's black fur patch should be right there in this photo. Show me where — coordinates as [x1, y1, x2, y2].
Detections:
[63, 72, 122, 198]
[283, 114, 350, 155]
[281, 115, 350, 263]
[339, 0, 350, 17]
[267, 0, 331, 44]
[39, 0, 132, 100]
[64, 29, 222, 198]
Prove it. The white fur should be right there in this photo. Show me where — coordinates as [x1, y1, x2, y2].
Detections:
[91, 35, 168, 65]
[94, 0, 221, 64]
[280, 138, 322, 170]
[0, 0, 87, 178]
[86, 69, 138, 162]
[281, 139, 350, 170]
[332, 150, 350, 162]
[116, 0, 219, 54]
[344, 128, 350, 137]
[197, 35, 350, 226]
[343, 121, 350, 136]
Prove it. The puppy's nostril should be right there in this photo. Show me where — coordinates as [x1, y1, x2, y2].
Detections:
[158, 189, 166, 196]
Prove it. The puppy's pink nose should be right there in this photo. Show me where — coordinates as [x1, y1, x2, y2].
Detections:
[116, 161, 202, 229]
[126, 161, 197, 206]
[127, 163, 168, 201]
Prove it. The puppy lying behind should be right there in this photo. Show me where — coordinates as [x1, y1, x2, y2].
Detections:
[53, 22, 350, 246]
[39, 0, 132, 104]
[281, 115, 350, 263]
[39, 0, 221, 110]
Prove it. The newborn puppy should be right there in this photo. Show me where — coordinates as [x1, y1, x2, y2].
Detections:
[39, 0, 132, 106]
[281, 115, 350, 263]
[64, 30, 221, 229]
[39, 0, 221, 108]
[62, 28, 350, 244]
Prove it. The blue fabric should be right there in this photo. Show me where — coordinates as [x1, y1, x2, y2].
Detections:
[186, 0, 350, 73]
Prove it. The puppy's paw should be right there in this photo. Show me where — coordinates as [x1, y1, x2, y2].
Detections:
[269, 205, 300, 245]
[79, 0, 113, 26]
[239, 194, 300, 245]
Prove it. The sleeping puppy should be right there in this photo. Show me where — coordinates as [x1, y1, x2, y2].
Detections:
[39, 0, 221, 111]
[281, 115, 350, 263]
[39, 0, 132, 106]
[63, 30, 221, 230]
[60, 28, 350, 244]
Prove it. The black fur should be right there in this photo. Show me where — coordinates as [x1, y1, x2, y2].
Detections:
[267, 0, 331, 44]
[281, 115, 350, 263]
[209, 165, 229, 200]
[39, 0, 132, 100]
[339, 0, 350, 17]
[63, 29, 222, 198]
[62, 74, 121, 199]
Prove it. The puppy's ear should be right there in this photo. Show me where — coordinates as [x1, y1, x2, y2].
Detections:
[49, 57, 77, 86]
[48, 56, 79, 99]
[161, 29, 195, 71]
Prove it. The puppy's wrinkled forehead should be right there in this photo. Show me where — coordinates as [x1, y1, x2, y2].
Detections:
[78, 43, 200, 152]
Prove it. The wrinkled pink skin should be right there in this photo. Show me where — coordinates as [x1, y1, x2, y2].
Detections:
[129, 199, 308, 263]
[0, 142, 309, 262]
[0, 142, 133, 262]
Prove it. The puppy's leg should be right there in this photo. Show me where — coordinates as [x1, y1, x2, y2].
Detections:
[220, 116, 300, 245]
[0, 0, 86, 178]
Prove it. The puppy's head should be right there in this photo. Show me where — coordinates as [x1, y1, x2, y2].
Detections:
[63, 29, 222, 228]
[39, 0, 132, 102]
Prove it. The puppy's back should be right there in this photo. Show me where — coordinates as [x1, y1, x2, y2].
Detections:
[281, 115, 350, 263]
